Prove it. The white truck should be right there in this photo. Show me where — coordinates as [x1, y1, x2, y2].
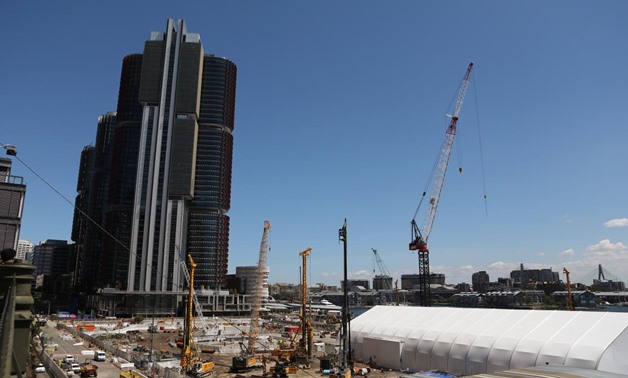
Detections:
[93, 350, 106, 362]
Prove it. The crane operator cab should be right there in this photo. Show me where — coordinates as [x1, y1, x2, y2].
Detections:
[409, 236, 428, 253]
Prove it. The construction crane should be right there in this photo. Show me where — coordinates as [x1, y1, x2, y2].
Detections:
[563, 267, 574, 311]
[180, 254, 215, 377]
[371, 248, 393, 292]
[410, 63, 474, 307]
[232, 220, 271, 372]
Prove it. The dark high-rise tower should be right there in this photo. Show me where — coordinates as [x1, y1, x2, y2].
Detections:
[83, 19, 236, 293]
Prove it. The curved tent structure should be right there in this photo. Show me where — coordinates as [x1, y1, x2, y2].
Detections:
[350, 306, 628, 375]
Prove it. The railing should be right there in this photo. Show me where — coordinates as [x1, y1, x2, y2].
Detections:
[0, 174, 24, 184]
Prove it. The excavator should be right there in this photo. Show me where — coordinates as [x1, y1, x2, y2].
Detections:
[180, 254, 214, 377]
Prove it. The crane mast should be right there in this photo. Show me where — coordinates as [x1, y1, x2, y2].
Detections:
[410, 63, 474, 307]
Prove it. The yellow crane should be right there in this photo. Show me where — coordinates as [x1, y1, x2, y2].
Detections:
[563, 267, 574, 311]
[180, 254, 214, 377]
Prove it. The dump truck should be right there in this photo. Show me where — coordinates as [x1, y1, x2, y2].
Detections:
[79, 361, 98, 377]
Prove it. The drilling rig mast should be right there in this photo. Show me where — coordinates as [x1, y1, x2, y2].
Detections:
[180, 255, 214, 377]
[563, 267, 574, 311]
[299, 248, 313, 361]
[410, 63, 474, 307]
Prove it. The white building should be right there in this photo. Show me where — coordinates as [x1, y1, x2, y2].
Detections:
[16, 239, 33, 260]
[351, 306, 628, 375]
[235, 265, 270, 305]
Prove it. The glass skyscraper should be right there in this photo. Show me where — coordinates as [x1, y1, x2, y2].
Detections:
[77, 19, 236, 294]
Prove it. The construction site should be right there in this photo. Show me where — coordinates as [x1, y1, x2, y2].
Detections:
[26, 62, 628, 378]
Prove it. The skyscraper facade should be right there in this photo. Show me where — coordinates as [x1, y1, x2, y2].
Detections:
[77, 19, 236, 295]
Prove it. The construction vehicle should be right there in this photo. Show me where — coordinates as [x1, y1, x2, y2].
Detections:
[563, 267, 574, 311]
[231, 220, 271, 372]
[180, 254, 214, 377]
[409, 63, 474, 307]
[79, 359, 98, 377]
[271, 248, 314, 373]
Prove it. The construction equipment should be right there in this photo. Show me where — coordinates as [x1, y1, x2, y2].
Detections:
[180, 254, 214, 377]
[271, 248, 313, 370]
[79, 359, 98, 377]
[372, 248, 393, 292]
[394, 279, 400, 306]
[563, 267, 574, 311]
[231, 220, 271, 372]
[298, 247, 313, 361]
[409, 62, 474, 307]
[177, 246, 220, 341]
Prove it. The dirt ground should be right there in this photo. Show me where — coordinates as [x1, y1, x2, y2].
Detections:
[141, 328, 400, 377]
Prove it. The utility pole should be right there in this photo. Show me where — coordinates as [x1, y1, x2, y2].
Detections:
[338, 219, 352, 372]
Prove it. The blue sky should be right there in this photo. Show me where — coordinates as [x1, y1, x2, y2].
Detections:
[1, 1, 627, 287]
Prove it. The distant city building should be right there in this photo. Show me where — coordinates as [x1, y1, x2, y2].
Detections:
[373, 275, 393, 291]
[472, 271, 490, 292]
[455, 282, 471, 292]
[16, 240, 33, 260]
[73, 19, 237, 298]
[510, 264, 559, 284]
[32, 240, 75, 278]
[593, 279, 625, 292]
[341, 279, 370, 291]
[32, 239, 77, 311]
[430, 273, 446, 285]
[401, 274, 420, 290]
[0, 157, 26, 251]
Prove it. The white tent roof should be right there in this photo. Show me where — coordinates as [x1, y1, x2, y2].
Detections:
[349, 306, 628, 375]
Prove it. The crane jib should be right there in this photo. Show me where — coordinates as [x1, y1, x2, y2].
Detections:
[409, 63, 474, 307]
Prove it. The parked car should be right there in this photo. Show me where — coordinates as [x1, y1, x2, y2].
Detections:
[71, 363, 81, 374]
[35, 364, 46, 373]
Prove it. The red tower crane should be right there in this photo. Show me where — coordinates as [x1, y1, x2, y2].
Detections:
[409, 63, 474, 307]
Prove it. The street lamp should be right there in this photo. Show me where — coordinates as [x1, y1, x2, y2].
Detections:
[1, 143, 17, 156]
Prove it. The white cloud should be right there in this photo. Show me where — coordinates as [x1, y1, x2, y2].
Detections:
[604, 218, 628, 228]
[584, 239, 627, 259]
[349, 270, 371, 279]
[560, 249, 575, 258]
[538, 252, 545, 257]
